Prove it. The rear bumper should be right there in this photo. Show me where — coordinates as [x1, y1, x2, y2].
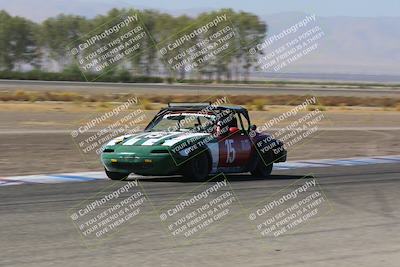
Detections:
[271, 144, 287, 163]
[274, 149, 287, 162]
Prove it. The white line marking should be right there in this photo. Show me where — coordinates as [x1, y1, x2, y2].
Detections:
[274, 155, 400, 170]
[1, 155, 399, 187]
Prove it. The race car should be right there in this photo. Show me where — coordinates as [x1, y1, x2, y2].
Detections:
[101, 103, 287, 181]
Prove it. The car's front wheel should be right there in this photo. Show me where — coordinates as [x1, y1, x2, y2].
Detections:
[251, 153, 273, 178]
[183, 151, 210, 182]
[105, 169, 129, 180]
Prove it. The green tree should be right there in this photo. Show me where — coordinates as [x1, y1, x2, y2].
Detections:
[0, 11, 39, 70]
[0, 8, 268, 82]
[40, 14, 88, 69]
[232, 11, 267, 81]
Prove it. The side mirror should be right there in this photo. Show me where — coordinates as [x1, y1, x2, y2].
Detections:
[250, 125, 257, 131]
[229, 127, 239, 133]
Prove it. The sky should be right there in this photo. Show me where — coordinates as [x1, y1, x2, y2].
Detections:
[119, 0, 400, 17]
[1, 0, 400, 22]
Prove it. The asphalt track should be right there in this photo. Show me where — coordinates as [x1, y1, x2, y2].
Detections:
[1, 161, 399, 267]
[1, 79, 400, 97]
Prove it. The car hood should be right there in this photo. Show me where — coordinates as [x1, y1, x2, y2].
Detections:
[105, 131, 211, 147]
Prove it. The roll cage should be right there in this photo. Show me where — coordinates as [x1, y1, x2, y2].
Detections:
[144, 103, 251, 133]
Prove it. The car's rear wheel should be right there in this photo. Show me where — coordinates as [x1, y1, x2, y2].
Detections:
[183, 151, 210, 182]
[105, 169, 129, 180]
[251, 152, 273, 178]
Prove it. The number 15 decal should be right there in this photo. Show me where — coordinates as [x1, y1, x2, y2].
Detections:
[225, 139, 236, 163]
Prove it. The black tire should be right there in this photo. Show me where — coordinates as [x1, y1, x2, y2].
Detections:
[105, 169, 129, 180]
[183, 151, 210, 182]
[250, 153, 273, 178]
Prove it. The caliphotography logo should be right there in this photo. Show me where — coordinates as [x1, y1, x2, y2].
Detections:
[1, 1, 400, 267]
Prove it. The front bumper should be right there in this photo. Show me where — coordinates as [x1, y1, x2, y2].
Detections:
[101, 151, 181, 175]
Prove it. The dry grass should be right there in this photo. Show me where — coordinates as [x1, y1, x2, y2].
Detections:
[307, 105, 326, 111]
[140, 99, 154, 110]
[249, 99, 267, 111]
[1, 90, 400, 109]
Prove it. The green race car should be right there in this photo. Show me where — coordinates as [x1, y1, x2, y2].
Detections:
[101, 103, 287, 181]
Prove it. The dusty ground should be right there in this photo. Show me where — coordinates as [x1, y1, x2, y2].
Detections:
[0, 102, 399, 176]
[1, 102, 399, 130]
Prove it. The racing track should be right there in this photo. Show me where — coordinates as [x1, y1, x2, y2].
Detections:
[1, 161, 399, 267]
[1, 79, 400, 97]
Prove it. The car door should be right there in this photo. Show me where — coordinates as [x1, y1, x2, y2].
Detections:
[218, 112, 252, 171]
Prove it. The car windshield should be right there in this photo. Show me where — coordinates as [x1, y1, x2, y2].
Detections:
[148, 113, 216, 132]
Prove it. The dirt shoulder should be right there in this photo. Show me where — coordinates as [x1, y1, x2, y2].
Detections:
[0, 102, 399, 176]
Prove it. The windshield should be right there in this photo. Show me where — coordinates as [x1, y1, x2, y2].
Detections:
[147, 113, 216, 132]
